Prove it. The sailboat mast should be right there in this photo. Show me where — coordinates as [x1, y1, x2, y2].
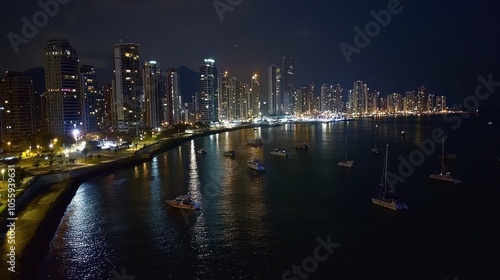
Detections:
[441, 137, 445, 174]
[384, 145, 388, 194]
[375, 124, 378, 147]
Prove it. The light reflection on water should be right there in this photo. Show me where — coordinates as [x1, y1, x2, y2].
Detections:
[38, 116, 500, 279]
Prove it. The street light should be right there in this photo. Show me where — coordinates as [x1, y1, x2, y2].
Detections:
[7, 142, 11, 154]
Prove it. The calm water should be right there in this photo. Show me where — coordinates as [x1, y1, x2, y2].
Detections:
[37, 115, 500, 280]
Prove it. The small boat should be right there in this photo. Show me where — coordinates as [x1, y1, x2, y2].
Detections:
[247, 138, 264, 146]
[401, 130, 406, 137]
[166, 193, 200, 210]
[247, 158, 265, 171]
[222, 150, 236, 157]
[295, 143, 309, 150]
[429, 137, 462, 184]
[196, 149, 207, 155]
[270, 148, 289, 157]
[372, 145, 408, 211]
[371, 124, 380, 154]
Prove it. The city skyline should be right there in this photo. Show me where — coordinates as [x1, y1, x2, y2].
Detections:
[1, 1, 499, 107]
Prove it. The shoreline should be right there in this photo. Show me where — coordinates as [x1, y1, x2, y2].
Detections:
[0, 124, 253, 279]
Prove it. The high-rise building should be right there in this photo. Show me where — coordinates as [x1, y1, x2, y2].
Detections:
[217, 71, 230, 122]
[427, 93, 435, 113]
[404, 90, 416, 113]
[368, 90, 379, 114]
[349, 80, 368, 115]
[99, 84, 112, 129]
[0, 71, 36, 141]
[332, 84, 343, 114]
[387, 93, 403, 114]
[142, 61, 162, 128]
[268, 64, 281, 115]
[307, 83, 315, 114]
[199, 59, 218, 123]
[165, 68, 181, 125]
[112, 38, 142, 130]
[240, 82, 249, 119]
[436, 96, 446, 112]
[43, 39, 80, 136]
[282, 56, 294, 115]
[320, 84, 331, 112]
[249, 74, 260, 118]
[79, 65, 98, 134]
[228, 76, 240, 120]
[295, 86, 308, 114]
[417, 85, 426, 113]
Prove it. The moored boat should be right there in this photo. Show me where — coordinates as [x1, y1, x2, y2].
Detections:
[247, 158, 266, 171]
[166, 194, 200, 210]
[270, 148, 289, 157]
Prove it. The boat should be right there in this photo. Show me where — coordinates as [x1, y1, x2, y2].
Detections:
[372, 145, 409, 211]
[270, 148, 289, 157]
[295, 143, 309, 150]
[166, 193, 200, 210]
[247, 158, 265, 171]
[429, 137, 462, 184]
[222, 150, 236, 157]
[338, 123, 354, 168]
[371, 124, 380, 154]
[196, 148, 207, 155]
[247, 138, 264, 146]
[401, 130, 406, 137]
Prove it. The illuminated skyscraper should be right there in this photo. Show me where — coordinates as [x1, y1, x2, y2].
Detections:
[79, 65, 98, 133]
[218, 71, 230, 122]
[112, 38, 141, 130]
[142, 61, 162, 128]
[199, 59, 218, 123]
[249, 74, 260, 118]
[268, 64, 281, 115]
[282, 56, 294, 114]
[43, 39, 80, 135]
[0, 71, 35, 141]
[165, 68, 181, 125]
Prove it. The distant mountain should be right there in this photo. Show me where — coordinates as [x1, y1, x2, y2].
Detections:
[177, 65, 199, 103]
[23, 67, 45, 94]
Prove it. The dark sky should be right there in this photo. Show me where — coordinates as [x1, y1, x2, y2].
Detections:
[1, 0, 500, 106]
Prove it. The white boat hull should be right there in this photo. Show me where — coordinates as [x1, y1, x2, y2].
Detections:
[247, 163, 265, 171]
[270, 152, 288, 157]
[429, 174, 462, 184]
[372, 198, 408, 211]
[338, 160, 354, 168]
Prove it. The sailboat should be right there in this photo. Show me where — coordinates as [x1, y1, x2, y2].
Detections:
[372, 145, 408, 211]
[338, 122, 354, 168]
[429, 137, 462, 183]
[371, 124, 380, 154]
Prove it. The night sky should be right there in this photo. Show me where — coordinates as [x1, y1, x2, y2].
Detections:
[1, 0, 500, 106]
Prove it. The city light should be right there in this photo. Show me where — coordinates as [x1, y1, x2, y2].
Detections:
[1, 168, 4, 181]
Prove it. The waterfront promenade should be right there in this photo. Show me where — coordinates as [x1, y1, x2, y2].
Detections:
[0, 125, 252, 279]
